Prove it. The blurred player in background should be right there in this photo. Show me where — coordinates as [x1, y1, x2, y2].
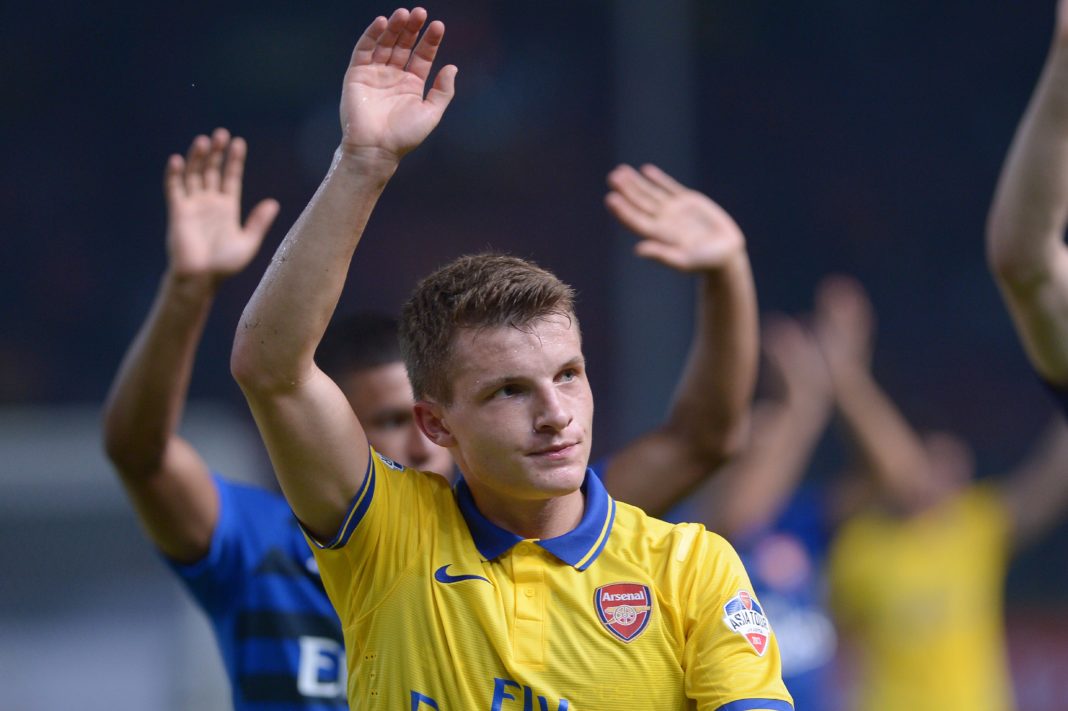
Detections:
[230, 7, 790, 708]
[988, 0, 1068, 407]
[817, 276, 1068, 711]
[666, 312, 843, 710]
[102, 129, 404, 710]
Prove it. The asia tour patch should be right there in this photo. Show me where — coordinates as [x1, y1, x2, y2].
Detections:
[722, 589, 771, 656]
[595, 583, 652, 643]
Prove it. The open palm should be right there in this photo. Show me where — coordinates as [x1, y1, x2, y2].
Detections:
[165, 129, 278, 281]
[339, 8, 457, 158]
[606, 164, 745, 272]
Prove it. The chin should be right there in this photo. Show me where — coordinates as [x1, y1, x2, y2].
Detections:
[532, 462, 587, 495]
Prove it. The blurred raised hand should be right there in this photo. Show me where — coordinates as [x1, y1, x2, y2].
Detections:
[164, 128, 279, 282]
[605, 163, 746, 273]
[813, 274, 875, 379]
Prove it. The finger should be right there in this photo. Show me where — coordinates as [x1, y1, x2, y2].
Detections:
[425, 64, 458, 112]
[605, 171, 659, 216]
[607, 164, 663, 213]
[222, 136, 248, 198]
[184, 134, 210, 193]
[243, 198, 280, 244]
[350, 15, 389, 68]
[406, 19, 446, 82]
[164, 154, 185, 202]
[371, 8, 412, 65]
[388, 7, 428, 69]
[204, 127, 230, 192]
[633, 238, 686, 270]
[605, 192, 657, 233]
[640, 164, 686, 196]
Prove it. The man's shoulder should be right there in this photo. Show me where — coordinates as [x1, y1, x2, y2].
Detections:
[610, 501, 730, 559]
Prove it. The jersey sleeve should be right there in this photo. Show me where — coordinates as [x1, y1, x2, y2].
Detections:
[164, 474, 250, 613]
[303, 448, 448, 624]
[681, 528, 795, 711]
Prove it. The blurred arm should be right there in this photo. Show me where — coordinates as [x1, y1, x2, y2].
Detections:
[998, 416, 1068, 550]
[814, 276, 933, 504]
[987, 1, 1068, 384]
[702, 317, 833, 539]
[230, 8, 456, 540]
[103, 129, 278, 562]
[600, 165, 758, 516]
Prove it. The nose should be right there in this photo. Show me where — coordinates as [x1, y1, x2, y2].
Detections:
[533, 387, 572, 433]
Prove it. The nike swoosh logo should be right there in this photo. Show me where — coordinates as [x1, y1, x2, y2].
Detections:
[434, 564, 490, 585]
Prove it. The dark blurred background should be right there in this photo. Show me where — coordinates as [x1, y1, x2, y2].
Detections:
[3, 0, 1067, 707]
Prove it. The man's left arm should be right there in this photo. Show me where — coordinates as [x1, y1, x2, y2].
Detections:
[601, 164, 758, 516]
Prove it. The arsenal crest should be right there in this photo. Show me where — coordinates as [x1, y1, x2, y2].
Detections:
[722, 590, 771, 656]
[595, 583, 652, 643]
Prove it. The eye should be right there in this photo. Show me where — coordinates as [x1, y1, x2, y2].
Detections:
[492, 383, 522, 399]
[558, 367, 580, 383]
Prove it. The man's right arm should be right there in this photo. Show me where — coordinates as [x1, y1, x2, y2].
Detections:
[103, 129, 278, 563]
[987, 0, 1068, 385]
[230, 8, 456, 541]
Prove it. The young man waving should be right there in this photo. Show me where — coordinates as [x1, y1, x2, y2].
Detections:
[231, 8, 791, 709]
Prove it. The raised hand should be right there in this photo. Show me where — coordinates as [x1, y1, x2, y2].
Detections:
[763, 315, 833, 417]
[164, 128, 279, 282]
[813, 274, 876, 377]
[340, 7, 457, 159]
[605, 164, 746, 273]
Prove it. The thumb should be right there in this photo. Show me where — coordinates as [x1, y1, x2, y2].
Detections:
[244, 198, 281, 243]
[634, 239, 686, 271]
[425, 65, 458, 113]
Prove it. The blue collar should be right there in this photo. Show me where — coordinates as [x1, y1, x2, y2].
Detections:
[454, 469, 616, 571]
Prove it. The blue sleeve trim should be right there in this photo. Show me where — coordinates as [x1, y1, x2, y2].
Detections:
[715, 699, 794, 711]
[303, 449, 376, 551]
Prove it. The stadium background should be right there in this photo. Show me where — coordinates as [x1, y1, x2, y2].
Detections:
[3, 0, 1067, 707]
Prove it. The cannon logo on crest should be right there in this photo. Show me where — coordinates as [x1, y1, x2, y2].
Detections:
[595, 583, 652, 643]
[722, 589, 771, 656]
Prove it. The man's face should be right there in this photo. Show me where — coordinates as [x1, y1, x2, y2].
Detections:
[339, 361, 455, 480]
[425, 313, 593, 510]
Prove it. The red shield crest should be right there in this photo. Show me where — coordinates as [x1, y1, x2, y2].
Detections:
[595, 582, 652, 643]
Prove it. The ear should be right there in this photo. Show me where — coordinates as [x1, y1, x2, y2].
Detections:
[414, 400, 456, 448]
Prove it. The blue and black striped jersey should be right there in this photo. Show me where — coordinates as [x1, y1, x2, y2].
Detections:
[167, 474, 346, 711]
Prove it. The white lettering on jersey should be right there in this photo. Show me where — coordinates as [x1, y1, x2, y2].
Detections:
[297, 636, 347, 698]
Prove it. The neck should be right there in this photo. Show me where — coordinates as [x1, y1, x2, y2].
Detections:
[470, 486, 586, 540]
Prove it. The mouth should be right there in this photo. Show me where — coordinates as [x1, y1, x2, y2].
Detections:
[527, 442, 580, 459]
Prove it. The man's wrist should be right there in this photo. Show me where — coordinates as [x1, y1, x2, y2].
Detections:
[333, 144, 402, 181]
[698, 247, 750, 280]
[163, 268, 220, 302]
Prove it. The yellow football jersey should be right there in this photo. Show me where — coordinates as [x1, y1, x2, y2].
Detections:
[306, 449, 793, 710]
[828, 485, 1014, 711]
